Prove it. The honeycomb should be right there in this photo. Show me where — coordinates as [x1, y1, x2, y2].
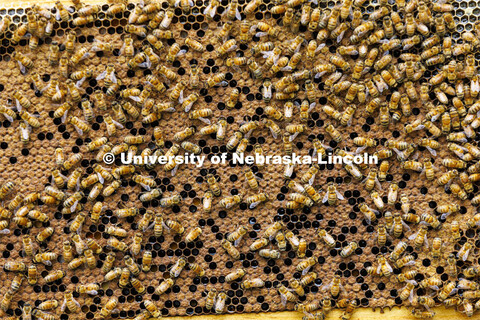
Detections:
[0, 0, 478, 319]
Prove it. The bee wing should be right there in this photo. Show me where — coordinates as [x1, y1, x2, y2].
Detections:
[96, 173, 105, 184]
[140, 183, 151, 191]
[335, 190, 344, 200]
[112, 119, 124, 129]
[322, 192, 329, 204]
[96, 70, 107, 81]
[19, 125, 30, 140]
[280, 292, 287, 306]
[0, 229, 10, 235]
[268, 127, 278, 139]
[289, 132, 299, 142]
[55, 10, 61, 21]
[375, 177, 383, 191]
[80, 51, 91, 61]
[72, 125, 84, 136]
[75, 77, 87, 89]
[407, 230, 419, 241]
[178, 89, 184, 104]
[109, 71, 117, 84]
[171, 163, 180, 177]
[235, 8, 242, 21]
[321, 283, 331, 292]
[203, 3, 212, 15]
[302, 266, 311, 275]
[198, 117, 211, 125]
[139, 55, 152, 69]
[249, 201, 261, 209]
[255, 32, 268, 37]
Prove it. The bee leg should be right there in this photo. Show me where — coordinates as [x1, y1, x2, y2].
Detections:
[255, 32, 268, 37]
[2, 113, 13, 122]
[336, 31, 346, 43]
[355, 146, 366, 154]
[302, 266, 311, 275]
[424, 236, 429, 248]
[203, 4, 211, 15]
[407, 231, 418, 241]
[235, 8, 242, 20]
[402, 221, 411, 232]
[268, 127, 278, 139]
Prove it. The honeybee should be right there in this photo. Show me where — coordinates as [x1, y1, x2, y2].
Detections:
[38, 299, 58, 311]
[155, 278, 174, 296]
[259, 249, 281, 259]
[100, 298, 118, 318]
[437, 281, 457, 302]
[44, 270, 65, 283]
[223, 269, 246, 284]
[241, 278, 265, 289]
[457, 242, 473, 262]
[281, 284, 300, 305]
[76, 283, 100, 296]
[322, 182, 344, 206]
[221, 239, 240, 260]
[0, 15, 11, 36]
[165, 219, 184, 235]
[204, 289, 217, 311]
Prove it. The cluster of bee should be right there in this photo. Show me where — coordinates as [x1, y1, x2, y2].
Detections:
[0, 0, 480, 318]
